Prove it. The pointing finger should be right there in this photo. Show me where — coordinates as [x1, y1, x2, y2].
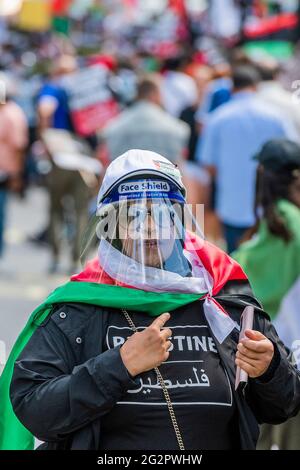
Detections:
[150, 312, 171, 330]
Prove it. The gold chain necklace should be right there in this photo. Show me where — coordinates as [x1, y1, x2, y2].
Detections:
[121, 308, 185, 451]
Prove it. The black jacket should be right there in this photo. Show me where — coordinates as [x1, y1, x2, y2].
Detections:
[10, 284, 300, 450]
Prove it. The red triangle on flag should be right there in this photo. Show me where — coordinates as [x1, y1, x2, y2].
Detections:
[51, 0, 72, 15]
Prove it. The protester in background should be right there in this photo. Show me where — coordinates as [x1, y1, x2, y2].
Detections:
[194, 62, 232, 245]
[195, 62, 232, 125]
[37, 55, 92, 274]
[233, 139, 300, 450]
[0, 72, 28, 258]
[256, 59, 300, 142]
[180, 66, 213, 162]
[179, 66, 213, 224]
[29, 55, 79, 248]
[197, 65, 289, 253]
[161, 55, 198, 118]
[101, 75, 190, 165]
[37, 55, 77, 133]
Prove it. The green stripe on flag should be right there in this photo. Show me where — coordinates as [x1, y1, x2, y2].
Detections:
[0, 281, 204, 450]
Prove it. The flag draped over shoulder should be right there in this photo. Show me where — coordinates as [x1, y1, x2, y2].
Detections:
[0, 234, 246, 450]
[233, 199, 300, 347]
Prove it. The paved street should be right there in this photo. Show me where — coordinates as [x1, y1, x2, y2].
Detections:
[0, 187, 68, 367]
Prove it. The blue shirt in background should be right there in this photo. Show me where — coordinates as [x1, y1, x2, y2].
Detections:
[196, 77, 232, 123]
[38, 82, 73, 131]
[196, 91, 288, 227]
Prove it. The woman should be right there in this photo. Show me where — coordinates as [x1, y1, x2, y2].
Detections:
[4, 149, 300, 450]
[233, 139, 300, 449]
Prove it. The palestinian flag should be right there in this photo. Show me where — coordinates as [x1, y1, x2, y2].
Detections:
[233, 199, 300, 349]
[0, 233, 247, 450]
[244, 12, 298, 41]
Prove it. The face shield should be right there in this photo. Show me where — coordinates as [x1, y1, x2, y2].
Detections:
[80, 177, 210, 293]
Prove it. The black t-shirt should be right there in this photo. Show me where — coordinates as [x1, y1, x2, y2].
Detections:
[99, 300, 238, 450]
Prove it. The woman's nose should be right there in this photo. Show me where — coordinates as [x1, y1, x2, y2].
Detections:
[141, 213, 158, 237]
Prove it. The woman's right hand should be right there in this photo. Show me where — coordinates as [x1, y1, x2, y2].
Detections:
[120, 312, 172, 377]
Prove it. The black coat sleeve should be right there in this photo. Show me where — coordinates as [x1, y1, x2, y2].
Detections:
[10, 312, 139, 442]
[245, 315, 300, 425]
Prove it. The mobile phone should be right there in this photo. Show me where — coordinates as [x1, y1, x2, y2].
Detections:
[235, 305, 254, 391]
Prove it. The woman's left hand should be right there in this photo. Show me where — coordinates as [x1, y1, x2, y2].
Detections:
[235, 330, 274, 378]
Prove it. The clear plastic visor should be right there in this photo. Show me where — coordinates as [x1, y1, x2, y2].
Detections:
[79, 191, 208, 293]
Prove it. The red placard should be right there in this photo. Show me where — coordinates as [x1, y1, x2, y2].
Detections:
[71, 100, 119, 137]
[62, 65, 120, 137]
